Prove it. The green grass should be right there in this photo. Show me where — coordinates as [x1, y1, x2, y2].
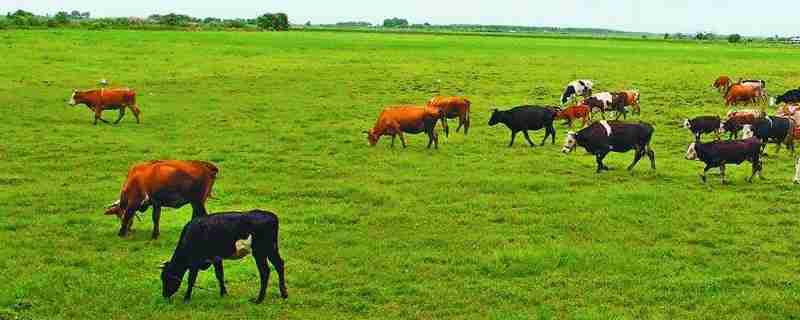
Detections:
[2, 29, 800, 319]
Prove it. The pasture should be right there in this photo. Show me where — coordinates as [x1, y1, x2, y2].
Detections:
[2, 29, 800, 319]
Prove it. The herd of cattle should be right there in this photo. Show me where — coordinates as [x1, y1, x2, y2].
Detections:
[65, 76, 800, 303]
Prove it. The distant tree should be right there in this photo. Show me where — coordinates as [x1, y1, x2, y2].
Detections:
[274, 13, 288, 30]
[305, 21, 311, 27]
[728, 34, 742, 43]
[54, 11, 69, 25]
[383, 17, 409, 28]
[81, 11, 90, 19]
[695, 32, 705, 40]
[69, 10, 82, 19]
[257, 13, 289, 31]
[663, 33, 669, 40]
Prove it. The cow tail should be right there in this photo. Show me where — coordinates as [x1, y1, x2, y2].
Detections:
[464, 98, 471, 124]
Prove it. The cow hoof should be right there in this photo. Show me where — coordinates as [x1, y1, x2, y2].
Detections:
[251, 298, 265, 304]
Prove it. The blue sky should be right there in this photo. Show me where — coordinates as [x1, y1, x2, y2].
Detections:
[3, 0, 796, 37]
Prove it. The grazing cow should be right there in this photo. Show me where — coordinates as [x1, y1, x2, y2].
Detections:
[488, 106, 557, 147]
[555, 103, 591, 128]
[683, 116, 722, 141]
[561, 120, 656, 173]
[685, 138, 763, 184]
[364, 106, 445, 149]
[161, 210, 287, 303]
[713, 76, 733, 93]
[617, 90, 641, 115]
[426, 96, 471, 137]
[725, 84, 763, 106]
[560, 80, 594, 105]
[741, 116, 796, 154]
[775, 89, 800, 105]
[105, 160, 218, 238]
[69, 88, 142, 125]
[583, 92, 622, 119]
[722, 109, 765, 139]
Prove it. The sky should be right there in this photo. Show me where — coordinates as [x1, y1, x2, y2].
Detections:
[2, 0, 797, 37]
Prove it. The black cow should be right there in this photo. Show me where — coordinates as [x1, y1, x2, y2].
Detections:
[742, 116, 796, 154]
[488, 106, 557, 147]
[685, 138, 763, 184]
[561, 120, 656, 173]
[683, 116, 722, 141]
[775, 89, 800, 105]
[161, 210, 288, 303]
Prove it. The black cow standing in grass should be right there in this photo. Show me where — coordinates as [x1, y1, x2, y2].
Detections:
[775, 89, 800, 105]
[685, 138, 763, 184]
[561, 120, 656, 173]
[488, 106, 557, 147]
[161, 210, 288, 303]
[683, 116, 722, 141]
[742, 116, 796, 155]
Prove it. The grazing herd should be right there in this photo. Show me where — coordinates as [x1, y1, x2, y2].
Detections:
[67, 75, 800, 305]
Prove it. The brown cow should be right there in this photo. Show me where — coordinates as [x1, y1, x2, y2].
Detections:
[105, 160, 218, 239]
[69, 88, 142, 125]
[725, 84, 762, 106]
[723, 109, 766, 139]
[618, 90, 641, 115]
[426, 96, 471, 136]
[555, 103, 591, 128]
[713, 76, 732, 93]
[364, 106, 446, 148]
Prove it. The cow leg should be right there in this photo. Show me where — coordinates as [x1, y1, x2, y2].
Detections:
[508, 131, 518, 147]
[118, 208, 136, 237]
[442, 118, 450, 137]
[646, 146, 656, 170]
[114, 107, 125, 124]
[463, 114, 470, 136]
[151, 205, 161, 240]
[190, 202, 208, 218]
[252, 252, 271, 303]
[94, 108, 110, 125]
[719, 164, 727, 185]
[455, 117, 464, 134]
[213, 260, 227, 297]
[595, 151, 610, 173]
[399, 133, 407, 148]
[130, 104, 142, 124]
[427, 129, 438, 149]
[266, 246, 288, 299]
[523, 131, 535, 147]
[628, 147, 644, 171]
[184, 267, 199, 302]
[390, 134, 396, 148]
[700, 165, 713, 183]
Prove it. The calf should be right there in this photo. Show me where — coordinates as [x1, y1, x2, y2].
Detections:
[161, 210, 287, 303]
[685, 138, 763, 184]
[560, 80, 593, 105]
[364, 106, 445, 149]
[69, 88, 142, 125]
[742, 116, 796, 154]
[683, 116, 722, 141]
[725, 84, 763, 106]
[488, 106, 557, 147]
[426, 96, 471, 137]
[561, 120, 655, 173]
[723, 109, 765, 139]
[775, 89, 800, 105]
[105, 160, 218, 238]
[555, 104, 590, 128]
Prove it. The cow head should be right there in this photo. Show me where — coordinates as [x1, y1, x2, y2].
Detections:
[685, 143, 699, 160]
[487, 109, 503, 126]
[104, 200, 125, 219]
[160, 261, 186, 298]
[69, 89, 79, 106]
[561, 131, 578, 153]
[682, 119, 691, 129]
[741, 125, 755, 139]
[364, 130, 379, 146]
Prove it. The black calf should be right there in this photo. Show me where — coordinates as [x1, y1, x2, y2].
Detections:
[488, 106, 557, 147]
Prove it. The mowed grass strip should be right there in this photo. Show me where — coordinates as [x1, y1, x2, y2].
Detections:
[1, 29, 800, 319]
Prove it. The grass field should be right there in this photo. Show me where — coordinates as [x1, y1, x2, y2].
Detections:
[2, 29, 800, 319]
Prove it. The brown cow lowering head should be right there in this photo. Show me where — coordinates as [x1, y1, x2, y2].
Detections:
[103, 197, 151, 220]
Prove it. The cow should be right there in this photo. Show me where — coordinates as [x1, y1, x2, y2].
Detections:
[684, 138, 763, 184]
[741, 116, 796, 155]
[160, 210, 287, 303]
[560, 80, 593, 105]
[561, 120, 656, 173]
[617, 90, 641, 115]
[426, 96, 471, 137]
[104, 160, 218, 239]
[725, 84, 763, 106]
[713, 76, 733, 93]
[722, 109, 765, 139]
[775, 89, 800, 105]
[488, 106, 557, 147]
[69, 88, 142, 125]
[684, 116, 722, 141]
[583, 92, 623, 119]
[555, 103, 591, 128]
[738, 79, 768, 103]
[364, 106, 446, 149]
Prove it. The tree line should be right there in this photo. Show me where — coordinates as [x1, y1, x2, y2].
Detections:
[0, 9, 289, 31]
